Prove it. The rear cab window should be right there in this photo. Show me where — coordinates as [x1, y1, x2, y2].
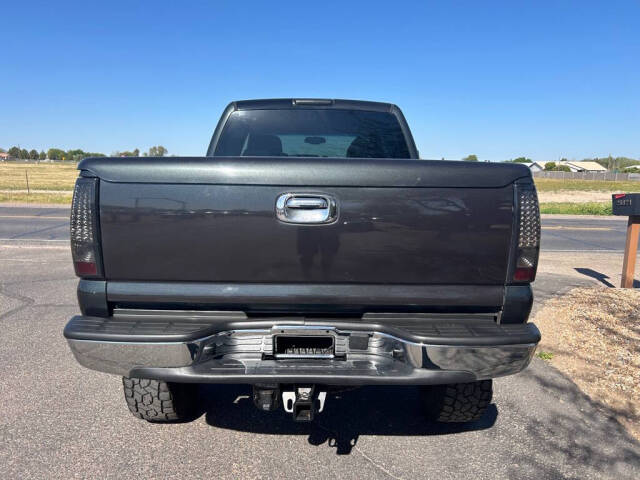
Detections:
[213, 109, 411, 158]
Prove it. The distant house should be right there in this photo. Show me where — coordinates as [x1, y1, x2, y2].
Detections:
[523, 161, 549, 172]
[561, 161, 608, 172]
[523, 160, 608, 172]
[0, 152, 9, 161]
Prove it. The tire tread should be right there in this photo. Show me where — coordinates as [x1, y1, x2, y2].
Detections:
[122, 377, 197, 422]
[425, 380, 493, 422]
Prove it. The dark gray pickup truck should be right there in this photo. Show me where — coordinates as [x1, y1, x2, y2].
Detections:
[64, 98, 541, 423]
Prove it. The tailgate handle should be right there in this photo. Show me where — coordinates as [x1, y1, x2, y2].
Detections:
[286, 197, 328, 209]
[276, 194, 337, 224]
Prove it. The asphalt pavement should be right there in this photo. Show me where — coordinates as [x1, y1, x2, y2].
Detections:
[541, 215, 632, 252]
[1, 205, 639, 479]
[0, 206, 69, 243]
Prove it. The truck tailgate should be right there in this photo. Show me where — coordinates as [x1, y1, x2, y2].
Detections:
[99, 183, 514, 284]
[87, 157, 527, 286]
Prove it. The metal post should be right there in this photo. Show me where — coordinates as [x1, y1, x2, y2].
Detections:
[25, 170, 30, 195]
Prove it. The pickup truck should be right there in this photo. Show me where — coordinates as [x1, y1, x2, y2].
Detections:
[64, 98, 541, 423]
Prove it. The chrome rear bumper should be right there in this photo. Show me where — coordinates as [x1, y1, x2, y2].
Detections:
[65, 314, 540, 385]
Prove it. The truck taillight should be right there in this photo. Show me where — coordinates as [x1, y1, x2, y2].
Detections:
[70, 177, 103, 278]
[513, 185, 540, 283]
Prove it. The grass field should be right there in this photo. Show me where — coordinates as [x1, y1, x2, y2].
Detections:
[0, 162, 636, 214]
[534, 178, 640, 193]
[0, 162, 78, 191]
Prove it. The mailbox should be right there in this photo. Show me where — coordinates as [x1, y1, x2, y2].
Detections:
[612, 193, 640, 216]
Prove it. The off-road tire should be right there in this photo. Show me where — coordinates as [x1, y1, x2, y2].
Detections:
[424, 380, 493, 422]
[123, 377, 199, 422]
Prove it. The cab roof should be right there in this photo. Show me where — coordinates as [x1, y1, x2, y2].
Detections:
[231, 98, 396, 112]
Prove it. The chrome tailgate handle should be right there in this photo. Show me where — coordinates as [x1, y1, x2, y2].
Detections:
[276, 194, 337, 224]
[286, 197, 328, 209]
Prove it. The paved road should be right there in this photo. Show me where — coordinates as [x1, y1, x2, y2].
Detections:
[0, 206, 69, 243]
[0, 206, 639, 479]
[541, 215, 631, 252]
[0, 206, 634, 252]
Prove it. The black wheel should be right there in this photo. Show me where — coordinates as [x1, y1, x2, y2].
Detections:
[424, 380, 493, 422]
[122, 377, 200, 422]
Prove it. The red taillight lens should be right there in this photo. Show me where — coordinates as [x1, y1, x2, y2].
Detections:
[513, 185, 540, 283]
[74, 261, 98, 276]
[70, 177, 102, 278]
[514, 266, 536, 282]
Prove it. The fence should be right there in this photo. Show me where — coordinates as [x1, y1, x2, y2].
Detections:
[532, 171, 640, 181]
[1, 158, 77, 165]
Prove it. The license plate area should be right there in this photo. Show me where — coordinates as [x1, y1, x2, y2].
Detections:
[274, 335, 335, 359]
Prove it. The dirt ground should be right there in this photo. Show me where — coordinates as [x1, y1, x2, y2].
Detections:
[533, 288, 639, 439]
[538, 190, 613, 203]
[534, 251, 640, 439]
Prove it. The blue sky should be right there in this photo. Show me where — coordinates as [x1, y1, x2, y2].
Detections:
[1, 1, 638, 161]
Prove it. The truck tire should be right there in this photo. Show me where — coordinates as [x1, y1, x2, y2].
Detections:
[122, 377, 199, 422]
[424, 380, 493, 423]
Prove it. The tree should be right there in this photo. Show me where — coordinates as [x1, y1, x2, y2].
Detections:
[591, 156, 639, 171]
[39, 150, 46, 160]
[148, 145, 168, 157]
[29, 149, 39, 160]
[512, 157, 531, 163]
[605, 155, 614, 170]
[20, 148, 29, 159]
[554, 165, 571, 172]
[8, 146, 21, 159]
[544, 162, 557, 171]
[47, 148, 65, 160]
[115, 149, 140, 157]
[462, 154, 478, 162]
[66, 149, 89, 162]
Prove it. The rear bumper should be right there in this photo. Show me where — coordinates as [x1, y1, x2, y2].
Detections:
[64, 311, 540, 385]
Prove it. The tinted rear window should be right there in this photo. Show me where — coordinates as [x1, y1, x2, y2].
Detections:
[214, 109, 410, 158]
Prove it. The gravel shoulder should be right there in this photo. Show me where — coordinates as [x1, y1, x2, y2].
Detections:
[533, 288, 640, 440]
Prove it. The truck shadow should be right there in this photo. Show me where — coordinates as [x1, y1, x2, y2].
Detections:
[504, 363, 640, 479]
[199, 385, 497, 454]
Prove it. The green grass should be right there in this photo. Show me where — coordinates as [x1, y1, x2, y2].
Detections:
[536, 351, 554, 361]
[539, 202, 612, 215]
[534, 178, 640, 193]
[0, 192, 73, 204]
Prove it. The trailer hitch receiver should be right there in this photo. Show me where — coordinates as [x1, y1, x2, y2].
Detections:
[282, 386, 327, 422]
